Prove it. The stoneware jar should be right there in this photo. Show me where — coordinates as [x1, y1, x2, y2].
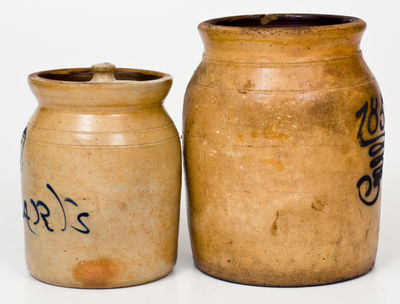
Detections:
[183, 14, 384, 286]
[22, 63, 181, 288]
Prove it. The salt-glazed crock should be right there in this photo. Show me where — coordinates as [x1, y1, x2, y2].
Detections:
[183, 14, 384, 286]
[22, 63, 181, 288]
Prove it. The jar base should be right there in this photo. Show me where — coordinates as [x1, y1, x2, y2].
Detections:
[28, 267, 174, 289]
[194, 258, 375, 287]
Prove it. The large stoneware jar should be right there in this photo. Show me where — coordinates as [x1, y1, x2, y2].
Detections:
[183, 14, 384, 286]
[22, 63, 181, 288]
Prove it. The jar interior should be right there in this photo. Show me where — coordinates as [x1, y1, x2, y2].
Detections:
[213, 14, 355, 28]
[38, 69, 163, 82]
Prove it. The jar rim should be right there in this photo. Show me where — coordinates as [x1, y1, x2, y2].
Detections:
[28, 67, 172, 86]
[199, 13, 366, 36]
[28, 66, 173, 110]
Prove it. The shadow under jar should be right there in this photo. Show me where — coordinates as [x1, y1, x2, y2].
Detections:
[22, 63, 181, 288]
[183, 14, 384, 286]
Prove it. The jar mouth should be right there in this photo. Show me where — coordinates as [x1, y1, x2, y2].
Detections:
[34, 68, 166, 83]
[198, 14, 366, 64]
[210, 14, 356, 28]
[28, 66, 173, 110]
[200, 13, 365, 34]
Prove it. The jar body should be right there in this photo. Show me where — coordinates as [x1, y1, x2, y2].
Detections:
[21, 105, 181, 288]
[184, 17, 384, 286]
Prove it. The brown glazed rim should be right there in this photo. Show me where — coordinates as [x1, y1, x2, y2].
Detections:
[199, 13, 366, 36]
[28, 67, 172, 86]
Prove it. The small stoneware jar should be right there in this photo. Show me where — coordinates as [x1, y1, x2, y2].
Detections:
[21, 63, 181, 288]
[184, 14, 384, 286]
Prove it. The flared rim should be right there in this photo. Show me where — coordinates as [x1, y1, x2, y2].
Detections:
[199, 14, 366, 37]
[27, 65, 173, 109]
[28, 67, 172, 87]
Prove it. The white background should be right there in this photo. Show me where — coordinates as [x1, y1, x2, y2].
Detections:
[0, 0, 399, 303]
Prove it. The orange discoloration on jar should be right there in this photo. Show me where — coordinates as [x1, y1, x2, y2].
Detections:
[262, 159, 285, 171]
[73, 258, 122, 288]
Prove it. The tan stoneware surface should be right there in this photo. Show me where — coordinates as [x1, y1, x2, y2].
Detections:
[183, 14, 384, 286]
[22, 63, 181, 288]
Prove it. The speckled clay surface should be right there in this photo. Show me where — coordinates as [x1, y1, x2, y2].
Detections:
[183, 14, 384, 286]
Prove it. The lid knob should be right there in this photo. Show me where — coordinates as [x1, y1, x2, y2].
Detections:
[91, 62, 116, 82]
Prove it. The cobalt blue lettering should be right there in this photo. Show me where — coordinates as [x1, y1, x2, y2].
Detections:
[355, 95, 385, 206]
[22, 184, 90, 235]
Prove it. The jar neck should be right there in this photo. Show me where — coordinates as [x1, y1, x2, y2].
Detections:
[199, 14, 366, 63]
[28, 67, 172, 112]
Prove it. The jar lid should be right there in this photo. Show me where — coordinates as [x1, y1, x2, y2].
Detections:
[28, 63, 172, 110]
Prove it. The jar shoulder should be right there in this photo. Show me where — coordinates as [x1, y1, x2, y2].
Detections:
[183, 77, 382, 147]
[188, 55, 376, 92]
[25, 107, 179, 147]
